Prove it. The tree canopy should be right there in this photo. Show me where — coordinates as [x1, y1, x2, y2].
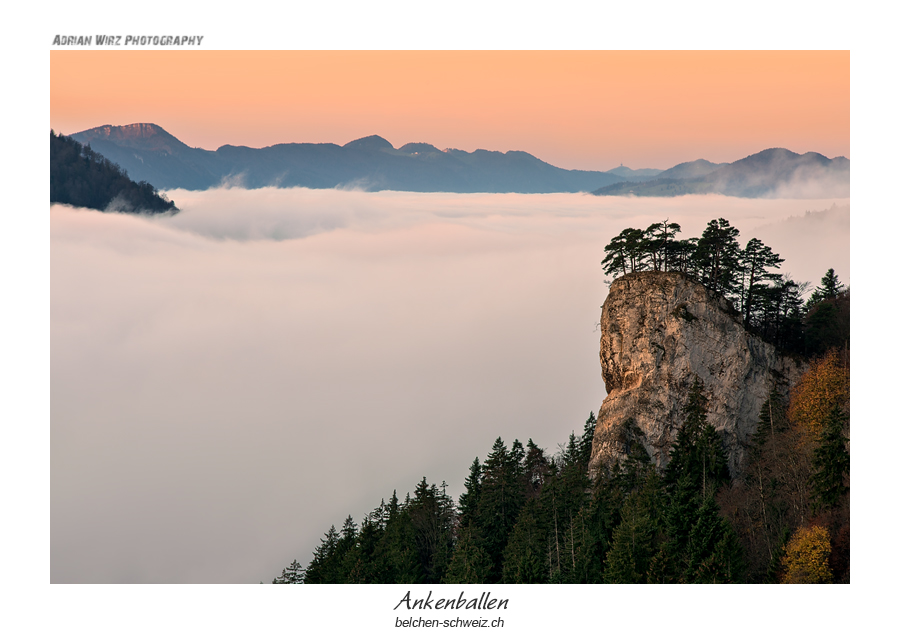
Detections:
[601, 218, 847, 356]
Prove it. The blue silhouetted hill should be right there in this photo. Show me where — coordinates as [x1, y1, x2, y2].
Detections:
[50, 130, 177, 213]
[593, 149, 848, 199]
[70, 123, 625, 193]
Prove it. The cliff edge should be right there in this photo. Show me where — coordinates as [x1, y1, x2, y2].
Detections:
[588, 271, 805, 477]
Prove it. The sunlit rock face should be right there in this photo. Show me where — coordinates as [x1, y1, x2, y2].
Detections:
[588, 271, 805, 478]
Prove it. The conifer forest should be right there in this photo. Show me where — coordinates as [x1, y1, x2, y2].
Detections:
[274, 219, 850, 584]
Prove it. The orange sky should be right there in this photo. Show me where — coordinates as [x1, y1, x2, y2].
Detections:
[50, 51, 848, 171]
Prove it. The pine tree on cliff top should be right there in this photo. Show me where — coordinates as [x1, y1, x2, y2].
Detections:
[694, 218, 742, 297]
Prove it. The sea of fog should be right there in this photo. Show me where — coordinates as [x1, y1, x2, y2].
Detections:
[50, 188, 849, 583]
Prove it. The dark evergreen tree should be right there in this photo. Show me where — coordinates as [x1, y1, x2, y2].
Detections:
[804, 289, 850, 356]
[643, 220, 682, 271]
[443, 524, 491, 583]
[346, 515, 385, 582]
[601, 230, 630, 278]
[540, 458, 590, 581]
[664, 378, 730, 498]
[377, 506, 421, 583]
[272, 559, 305, 584]
[577, 412, 597, 466]
[686, 496, 745, 583]
[807, 268, 846, 305]
[568, 494, 611, 583]
[510, 439, 526, 482]
[457, 458, 483, 526]
[601, 227, 648, 277]
[407, 478, 455, 583]
[649, 474, 698, 582]
[501, 500, 548, 583]
[739, 237, 784, 327]
[668, 238, 698, 275]
[602, 472, 665, 583]
[476, 438, 526, 581]
[327, 516, 359, 582]
[304, 525, 341, 583]
[523, 439, 550, 500]
[810, 403, 850, 511]
[694, 218, 742, 298]
[760, 278, 807, 352]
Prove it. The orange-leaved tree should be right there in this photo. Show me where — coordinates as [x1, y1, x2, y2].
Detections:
[780, 525, 833, 583]
[787, 348, 849, 438]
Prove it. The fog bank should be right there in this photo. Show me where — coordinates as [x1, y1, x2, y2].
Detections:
[51, 189, 849, 582]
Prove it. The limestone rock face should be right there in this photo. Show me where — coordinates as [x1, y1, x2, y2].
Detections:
[588, 271, 804, 477]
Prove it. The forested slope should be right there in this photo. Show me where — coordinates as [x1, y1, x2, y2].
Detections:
[272, 222, 850, 585]
[50, 131, 177, 214]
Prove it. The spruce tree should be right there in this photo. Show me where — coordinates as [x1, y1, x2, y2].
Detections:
[272, 559, 305, 584]
[457, 457, 483, 525]
[523, 439, 550, 500]
[686, 496, 745, 583]
[664, 378, 730, 497]
[376, 502, 420, 583]
[407, 478, 455, 583]
[578, 412, 597, 466]
[477, 438, 526, 581]
[810, 403, 850, 510]
[501, 500, 548, 583]
[304, 525, 340, 583]
[650, 474, 699, 582]
[808, 268, 846, 305]
[348, 516, 385, 582]
[443, 524, 491, 583]
[602, 473, 664, 583]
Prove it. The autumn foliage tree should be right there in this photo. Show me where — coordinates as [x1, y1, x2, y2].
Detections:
[788, 349, 850, 438]
[780, 525, 833, 583]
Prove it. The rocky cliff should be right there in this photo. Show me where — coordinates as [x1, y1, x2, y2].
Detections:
[588, 271, 805, 477]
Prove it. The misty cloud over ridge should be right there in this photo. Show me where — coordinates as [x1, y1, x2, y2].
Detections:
[51, 190, 849, 582]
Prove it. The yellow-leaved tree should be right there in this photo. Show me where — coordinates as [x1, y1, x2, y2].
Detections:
[780, 525, 833, 583]
[787, 349, 849, 438]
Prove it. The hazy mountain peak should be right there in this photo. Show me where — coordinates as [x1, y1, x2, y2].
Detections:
[398, 142, 442, 155]
[656, 158, 725, 180]
[343, 135, 394, 151]
[754, 147, 798, 157]
[72, 123, 190, 152]
[593, 147, 849, 199]
[607, 165, 663, 179]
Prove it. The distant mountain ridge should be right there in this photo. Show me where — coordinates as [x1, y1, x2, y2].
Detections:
[70, 124, 849, 198]
[592, 149, 849, 199]
[72, 124, 625, 194]
[606, 165, 664, 182]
